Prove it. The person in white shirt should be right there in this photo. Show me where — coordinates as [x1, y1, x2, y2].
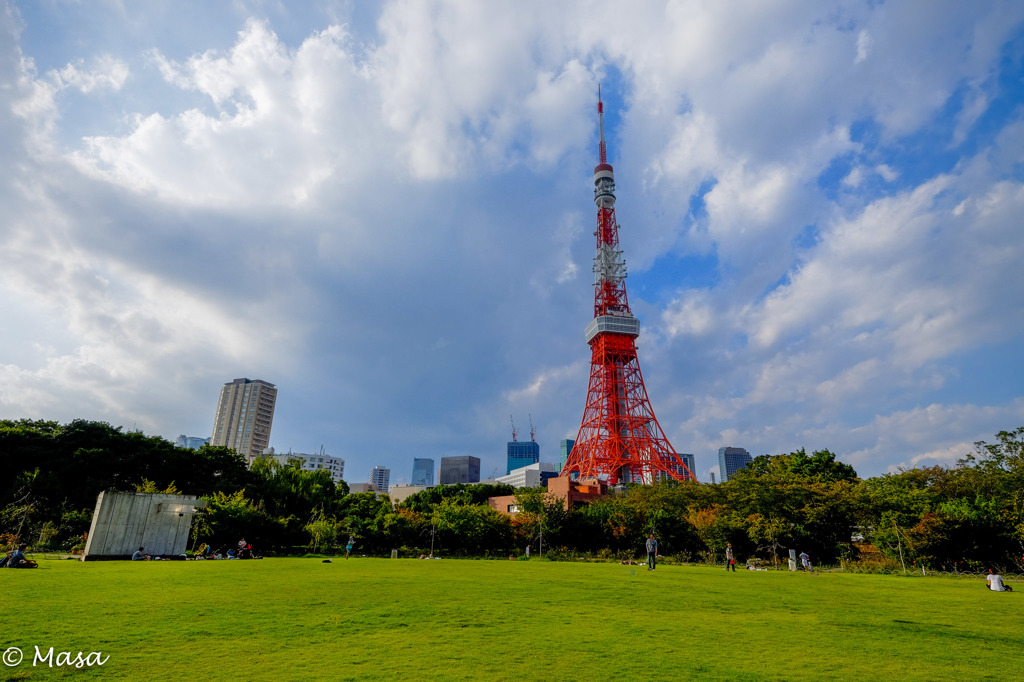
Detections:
[987, 568, 1013, 592]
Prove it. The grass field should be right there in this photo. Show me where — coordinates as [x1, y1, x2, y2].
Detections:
[1, 557, 1020, 680]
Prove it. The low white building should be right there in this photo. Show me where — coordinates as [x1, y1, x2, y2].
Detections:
[262, 448, 345, 484]
[495, 462, 560, 488]
[388, 484, 429, 504]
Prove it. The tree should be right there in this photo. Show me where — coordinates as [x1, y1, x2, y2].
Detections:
[431, 497, 512, 555]
[513, 487, 569, 556]
[191, 490, 286, 552]
[744, 448, 858, 482]
[305, 510, 335, 553]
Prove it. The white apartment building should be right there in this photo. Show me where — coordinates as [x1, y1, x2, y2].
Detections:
[495, 462, 560, 488]
[370, 466, 390, 493]
[263, 448, 345, 484]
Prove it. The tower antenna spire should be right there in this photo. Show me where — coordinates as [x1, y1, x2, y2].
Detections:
[597, 84, 607, 165]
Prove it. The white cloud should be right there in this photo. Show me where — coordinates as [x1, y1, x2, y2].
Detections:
[54, 55, 129, 93]
[855, 29, 871, 65]
[3, 0, 1024, 479]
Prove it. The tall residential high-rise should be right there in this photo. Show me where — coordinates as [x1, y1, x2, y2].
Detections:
[412, 458, 434, 487]
[562, 90, 695, 484]
[210, 378, 277, 464]
[370, 466, 391, 493]
[718, 447, 752, 482]
[506, 440, 540, 475]
[559, 439, 575, 473]
[439, 456, 481, 485]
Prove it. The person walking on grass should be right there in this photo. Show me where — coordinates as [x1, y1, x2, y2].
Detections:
[646, 532, 658, 571]
[345, 536, 355, 559]
[725, 544, 736, 572]
[799, 551, 811, 572]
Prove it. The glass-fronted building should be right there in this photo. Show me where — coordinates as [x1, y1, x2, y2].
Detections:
[718, 447, 752, 482]
[412, 458, 434, 487]
[506, 441, 540, 475]
[439, 456, 481, 485]
[559, 439, 575, 473]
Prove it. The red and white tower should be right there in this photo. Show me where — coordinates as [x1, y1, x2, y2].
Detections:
[562, 89, 696, 485]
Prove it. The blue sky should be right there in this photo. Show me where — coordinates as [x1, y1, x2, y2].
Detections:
[2, 0, 1023, 484]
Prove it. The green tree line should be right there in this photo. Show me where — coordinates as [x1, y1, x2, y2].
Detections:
[2, 419, 1022, 571]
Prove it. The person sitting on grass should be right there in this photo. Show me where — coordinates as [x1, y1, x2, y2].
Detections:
[132, 546, 150, 561]
[987, 568, 1013, 592]
[9, 544, 38, 568]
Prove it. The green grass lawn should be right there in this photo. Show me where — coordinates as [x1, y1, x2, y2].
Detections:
[1, 557, 1020, 680]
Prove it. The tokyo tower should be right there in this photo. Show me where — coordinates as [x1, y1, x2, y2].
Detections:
[562, 89, 697, 485]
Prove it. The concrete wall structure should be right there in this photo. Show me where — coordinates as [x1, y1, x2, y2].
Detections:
[82, 491, 207, 560]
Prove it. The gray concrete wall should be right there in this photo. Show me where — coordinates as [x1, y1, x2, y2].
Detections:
[82, 491, 207, 560]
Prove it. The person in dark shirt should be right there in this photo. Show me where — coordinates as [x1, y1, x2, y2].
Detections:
[645, 533, 658, 571]
[8, 544, 37, 568]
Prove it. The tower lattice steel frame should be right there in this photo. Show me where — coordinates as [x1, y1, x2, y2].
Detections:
[562, 89, 697, 485]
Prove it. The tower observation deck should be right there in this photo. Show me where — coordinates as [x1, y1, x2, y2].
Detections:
[561, 89, 697, 485]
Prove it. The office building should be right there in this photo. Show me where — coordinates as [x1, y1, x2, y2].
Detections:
[439, 456, 481, 485]
[718, 447, 752, 482]
[412, 458, 434, 487]
[559, 439, 575, 473]
[680, 453, 696, 478]
[496, 462, 560, 489]
[175, 435, 210, 450]
[370, 466, 390, 493]
[210, 378, 277, 464]
[506, 440, 540, 475]
[263, 447, 345, 484]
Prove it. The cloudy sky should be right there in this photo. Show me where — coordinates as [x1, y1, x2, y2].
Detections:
[2, 0, 1023, 484]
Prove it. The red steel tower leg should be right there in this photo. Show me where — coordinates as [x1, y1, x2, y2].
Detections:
[562, 88, 696, 485]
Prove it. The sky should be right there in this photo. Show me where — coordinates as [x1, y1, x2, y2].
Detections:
[2, 0, 1023, 485]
